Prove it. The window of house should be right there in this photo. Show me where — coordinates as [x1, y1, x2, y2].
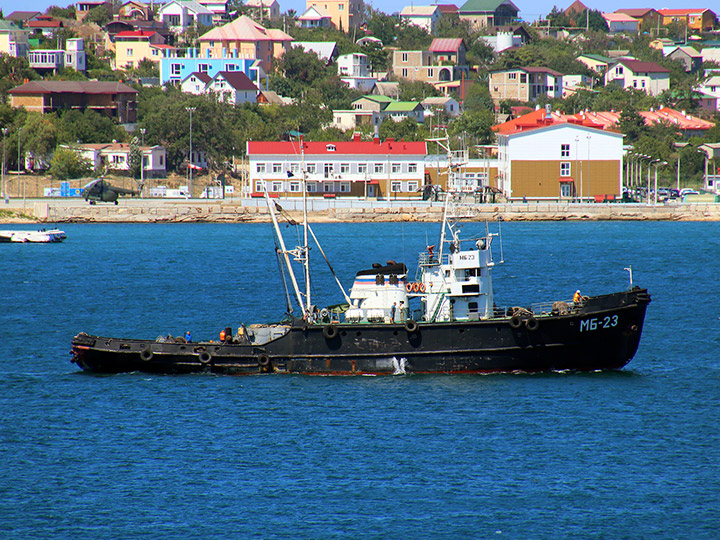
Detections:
[160, 155, 164, 165]
[402, 53, 408, 62]
[402, 68, 408, 77]
[642, 80, 646, 88]
[508, 72, 517, 79]
[339, 183, 350, 192]
[407, 181, 418, 192]
[307, 163, 316, 173]
[306, 182, 317, 192]
[408, 163, 417, 173]
[520, 73, 527, 83]
[326, 144, 336, 151]
[272, 163, 282, 173]
[127, 48, 133, 56]
[289, 182, 300, 192]
[358, 163, 368, 174]
[391, 163, 401, 173]
[560, 183, 573, 197]
[427, 68, 434, 77]
[391, 180, 402, 192]
[561, 144, 570, 157]
[324, 163, 333, 177]
[271, 181, 282, 192]
[339, 3, 344, 9]
[256, 163, 266, 173]
[560, 162, 571, 177]
[340, 163, 350, 173]
[290, 163, 300, 174]
[227, 64, 237, 71]
[374, 163, 384, 174]
[199, 63, 209, 72]
[617, 66, 624, 74]
[633, 79, 638, 87]
[255, 180, 265, 192]
[324, 183, 333, 192]
[171, 63, 181, 75]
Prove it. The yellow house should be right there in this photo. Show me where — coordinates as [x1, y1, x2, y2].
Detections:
[198, 15, 292, 73]
[658, 8, 716, 31]
[306, 0, 363, 32]
[114, 30, 175, 69]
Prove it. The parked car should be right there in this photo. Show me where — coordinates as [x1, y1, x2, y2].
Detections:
[680, 188, 700, 196]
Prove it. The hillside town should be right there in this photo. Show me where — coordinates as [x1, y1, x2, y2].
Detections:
[1, 0, 720, 207]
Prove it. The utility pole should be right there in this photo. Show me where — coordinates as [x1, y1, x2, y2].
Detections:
[1, 128, 7, 204]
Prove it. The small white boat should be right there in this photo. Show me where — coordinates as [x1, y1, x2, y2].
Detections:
[0, 228, 67, 243]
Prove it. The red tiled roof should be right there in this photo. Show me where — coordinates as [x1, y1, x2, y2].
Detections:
[657, 8, 712, 16]
[215, 71, 258, 91]
[187, 72, 212, 84]
[434, 4, 459, 14]
[611, 59, 670, 73]
[27, 18, 63, 28]
[493, 107, 714, 134]
[9, 81, 138, 95]
[614, 8, 656, 17]
[247, 139, 427, 156]
[429, 38, 464, 52]
[116, 30, 157, 38]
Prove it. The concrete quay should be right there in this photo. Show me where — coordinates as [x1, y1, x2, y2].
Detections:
[2, 198, 720, 223]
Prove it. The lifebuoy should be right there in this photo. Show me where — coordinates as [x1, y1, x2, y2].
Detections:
[509, 315, 523, 329]
[405, 320, 419, 333]
[525, 316, 539, 331]
[257, 354, 270, 367]
[323, 325, 338, 339]
[411, 282, 419, 293]
[199, 351, 212, 364]
[140, 346, 153, 361]
[406, 283, 413, 293]
[418, 282, 426, 293]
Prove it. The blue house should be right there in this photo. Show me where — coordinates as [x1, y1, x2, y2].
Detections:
[159, 48, 265, 87]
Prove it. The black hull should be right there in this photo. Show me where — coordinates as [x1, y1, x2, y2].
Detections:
[71, 289, 650, 376]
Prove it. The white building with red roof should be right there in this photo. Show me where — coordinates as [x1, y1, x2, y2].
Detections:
[246, 134, 428, 199]
[602, 12, 639, 33]
[207, 71, 259, 104]
[491, 107, 625, 201]
[604, 59, 670, 96]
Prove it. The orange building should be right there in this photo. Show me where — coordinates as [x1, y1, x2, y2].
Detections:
[657, 8, 716, 31]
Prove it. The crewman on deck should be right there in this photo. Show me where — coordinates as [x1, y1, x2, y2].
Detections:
[573, 290, 582, 304]
[185, 331, 191, 343]
[219, 329, 226, 342]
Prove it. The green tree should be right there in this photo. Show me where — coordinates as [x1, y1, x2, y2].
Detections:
[56, 109, 125, 144]
[84, 4, 112, 25]
[128, 136, 141, 178]
[399, 80, 438, 102]
[49, 147, 93, 179]
[378, 117, 427, 142]
[20, 113, 57, 166]
[617, 106, 647, 144]
[462, 83, 495, 113]
[449, 110, 495, 144]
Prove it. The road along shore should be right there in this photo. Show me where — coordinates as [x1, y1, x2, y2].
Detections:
[2, 199, 720, 223]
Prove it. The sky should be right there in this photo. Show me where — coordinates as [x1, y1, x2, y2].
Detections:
[3, 0, 709, 23]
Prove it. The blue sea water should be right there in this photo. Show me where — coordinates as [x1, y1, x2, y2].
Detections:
[1, 220, 719, 539]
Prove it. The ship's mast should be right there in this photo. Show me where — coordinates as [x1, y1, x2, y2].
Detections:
[266, 191, 306, 313]
[301, 137, 311, 317]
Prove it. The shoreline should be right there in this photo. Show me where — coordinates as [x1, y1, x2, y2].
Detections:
[2, 198, 720, 223]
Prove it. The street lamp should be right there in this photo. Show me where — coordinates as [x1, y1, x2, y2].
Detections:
[1, 127, 7, 204]
[186, 106, 196, 198]
[140, 128, 146, 196]
[652, 159, 667, 206]
[574, 136, 579, 201]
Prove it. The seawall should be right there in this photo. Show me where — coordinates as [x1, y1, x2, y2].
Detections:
[4, 199, 720, 223]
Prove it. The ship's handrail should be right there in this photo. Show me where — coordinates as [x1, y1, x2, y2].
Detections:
[418, 252, 450, 266]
